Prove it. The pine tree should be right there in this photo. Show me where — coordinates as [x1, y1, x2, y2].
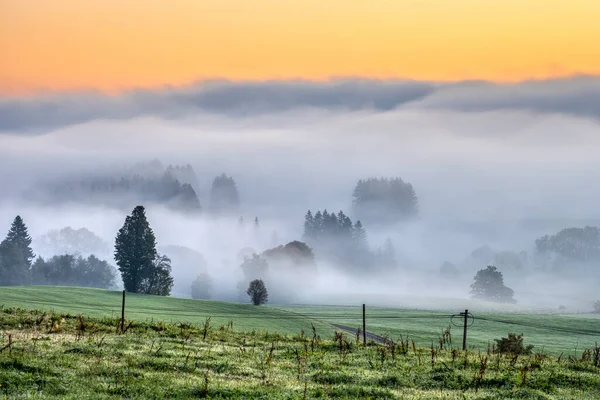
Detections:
[0, 215, 35, 285]
[303, 210, 314, 239]
[115, 206, 171, 295]
[313, 211, 323, 238]
[352, 221, 368, 250]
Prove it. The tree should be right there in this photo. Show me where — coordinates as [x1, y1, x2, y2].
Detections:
[191, 273, 213, 300]
[209, 173, 240, 215]
[262, 241, 317, 269]
[302, 209, 373, 273]
[77, 255, 117, 288]
[352, 177, 419, 225]
[29, 254, 117, 289]
[593, 301, 600, 314]
[37, 226, 110, 258]
[535, 226, 600, 263]
[42, 162, 202, 213]
[0, 216, 35, 286]
[114, 205, 172, 295]
[470, 266, 516, 304]
[141, 254, 174, 296]
[241, 254, 269, 281]
[352, 221, 368, 250]
[246, 279, 268, 305]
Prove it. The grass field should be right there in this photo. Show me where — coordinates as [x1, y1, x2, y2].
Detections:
[0, 286, 332, 335]
[1, 307, 599, 399]
[1, 286, 599, 356]
[276, 305, 600, 356]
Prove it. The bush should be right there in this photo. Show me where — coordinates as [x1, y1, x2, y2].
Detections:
[494, 333, 533, 355]
[246, 279, 268, 306]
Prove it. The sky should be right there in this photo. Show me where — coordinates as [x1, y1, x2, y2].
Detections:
[2, 0, 600, 94]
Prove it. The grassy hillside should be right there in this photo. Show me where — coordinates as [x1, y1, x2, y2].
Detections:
[275, 305, 600, 356]
[2, 286, 599, 355]
[1, 308, 599, 399]
[0, 286, 331, 335]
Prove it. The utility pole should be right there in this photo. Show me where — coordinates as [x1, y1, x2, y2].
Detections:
[462, 309, 468, 351]
[362, 304, 367, 346]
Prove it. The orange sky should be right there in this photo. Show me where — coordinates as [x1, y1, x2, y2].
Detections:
[1, 0, 600, 94]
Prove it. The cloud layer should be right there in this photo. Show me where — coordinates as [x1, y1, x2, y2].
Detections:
[2, 75, 600, 134]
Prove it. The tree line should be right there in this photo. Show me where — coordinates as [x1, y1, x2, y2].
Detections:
[0, 207, 175, 296]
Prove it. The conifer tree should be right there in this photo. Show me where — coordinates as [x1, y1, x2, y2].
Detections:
[352, 220, 368, 250]
[303, 210, 314, 239]
[114, 206, 172, 295]
[0, 216, 35, 285]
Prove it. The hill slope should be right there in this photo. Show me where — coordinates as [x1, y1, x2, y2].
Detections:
[0, 286, 331, 335]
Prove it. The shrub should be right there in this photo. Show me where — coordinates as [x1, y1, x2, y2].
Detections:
[494, 333, 533, 355]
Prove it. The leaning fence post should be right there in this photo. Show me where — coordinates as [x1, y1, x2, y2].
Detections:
[462, 309, 468, 351]
[362, 303, 367, 346]
[121, 290, 126, 333]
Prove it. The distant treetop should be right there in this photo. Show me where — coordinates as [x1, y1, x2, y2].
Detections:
[535, 226, 600, 263]
[352, 177, 418, 225]
[209, 173, 240, 215]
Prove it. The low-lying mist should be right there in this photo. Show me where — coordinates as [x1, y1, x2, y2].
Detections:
[2, 78, 600, 313]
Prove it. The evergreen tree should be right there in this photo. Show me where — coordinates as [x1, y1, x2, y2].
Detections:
[352, 221, 368, 250]
[303, 210, 314, 239]
[0, 216, 35, 286]
[313, 211, 323, 238]
[114, 206, 171, 295]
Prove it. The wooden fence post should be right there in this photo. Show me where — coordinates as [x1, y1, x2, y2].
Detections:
[462, 309, 468, 351]
[121, 290, 126, 333]
[362, 304, 366, 346]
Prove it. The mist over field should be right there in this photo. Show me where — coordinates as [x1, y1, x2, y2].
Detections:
[1, 77, 600, 311]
